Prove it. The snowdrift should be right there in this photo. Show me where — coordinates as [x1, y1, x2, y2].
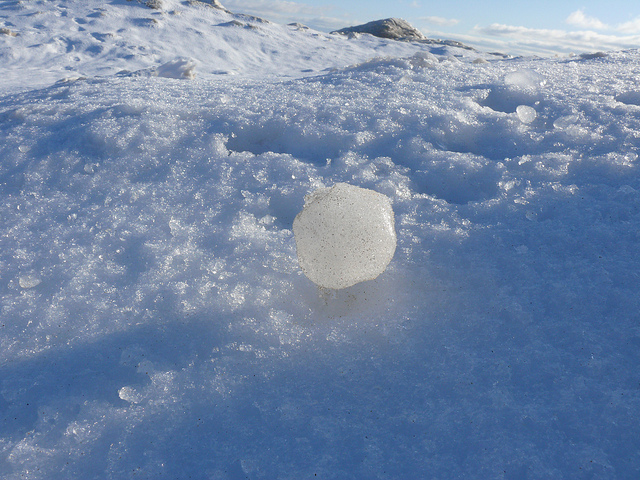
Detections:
[1, 1, 640, 479]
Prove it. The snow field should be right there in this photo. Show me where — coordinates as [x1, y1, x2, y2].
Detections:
[1, 1, 640, 477]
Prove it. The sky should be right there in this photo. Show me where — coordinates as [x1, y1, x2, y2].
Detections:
[223, 0, 640, 56]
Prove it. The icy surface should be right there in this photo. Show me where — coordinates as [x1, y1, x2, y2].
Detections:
[293, 183, 396, 289]
[1, 1, 640, 479]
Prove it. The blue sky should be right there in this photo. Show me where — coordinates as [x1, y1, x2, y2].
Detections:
[222, 0, 640, 55]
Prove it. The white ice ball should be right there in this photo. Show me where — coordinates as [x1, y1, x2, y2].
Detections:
[293, 183, 396, 289]
[516, 105, 537, 124]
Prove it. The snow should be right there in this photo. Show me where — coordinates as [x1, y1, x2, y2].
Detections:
[293, 183, 396, 289]
[0, 0, 460, 93]
[1, 1, 640, 479]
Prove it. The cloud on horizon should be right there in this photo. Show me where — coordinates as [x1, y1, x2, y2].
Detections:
[464, 23, 640, 56]
[617, 17, 640, 34]
[419, 16, 459, 27]
[566, 10, 609, 30]
[565, 9, 640, 35]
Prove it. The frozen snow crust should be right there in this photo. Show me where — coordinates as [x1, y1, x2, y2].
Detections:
[1, 1, 640, 479]
[293, 183, 396, 289]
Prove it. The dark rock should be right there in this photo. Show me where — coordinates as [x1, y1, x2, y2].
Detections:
[579, 51, 608, 60]
[332, 18, 426, 41]
[332, 18, 475, 50]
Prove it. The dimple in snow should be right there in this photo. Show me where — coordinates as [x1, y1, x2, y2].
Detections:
[293, 183, 397, 289]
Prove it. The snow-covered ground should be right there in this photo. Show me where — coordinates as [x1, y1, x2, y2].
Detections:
[1, 1, 640, 479]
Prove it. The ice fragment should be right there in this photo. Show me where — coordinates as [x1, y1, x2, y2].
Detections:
[293, 183, 396, 289]
[18, 274, 41, 289]
[156, 58, 196, 79]
[504, 69, 545, 89]
[516, 105, 537, 124]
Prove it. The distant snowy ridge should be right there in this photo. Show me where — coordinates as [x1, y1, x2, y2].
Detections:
[141, 0, 229, 12]
[0, 0, 484, 93]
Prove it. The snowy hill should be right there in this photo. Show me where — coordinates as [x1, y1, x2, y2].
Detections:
[1, 1, 640, 479]
[0, 0, 483, 92]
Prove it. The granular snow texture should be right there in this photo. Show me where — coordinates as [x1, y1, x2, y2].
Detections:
[1, 1, 640, 479]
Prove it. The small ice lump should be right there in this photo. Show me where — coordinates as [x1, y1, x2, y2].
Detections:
[516, 105, 537, 124]
[293, 183, 396, 289]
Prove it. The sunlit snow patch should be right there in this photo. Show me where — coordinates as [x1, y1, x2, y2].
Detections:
[293, 183, 396, 290]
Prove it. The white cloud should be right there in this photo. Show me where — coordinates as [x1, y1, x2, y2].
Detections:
[566, 10, 609, 30]
[420, 16, 459, 27]
[617, 17, 640, 34]
[463, 23, 640, 56]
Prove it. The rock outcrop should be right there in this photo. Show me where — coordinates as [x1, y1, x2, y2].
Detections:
[332, 18, 426, 41]
[332, 17, 474, 50]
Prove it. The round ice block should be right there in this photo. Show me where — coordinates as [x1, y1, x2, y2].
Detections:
[293, 183, 396, 289]
[516, 105, 537, 124]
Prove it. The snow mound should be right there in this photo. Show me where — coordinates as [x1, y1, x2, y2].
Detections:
[293, 183, 396, 289]
[332, 18, 426, 41]
[4, 1, 640, 477]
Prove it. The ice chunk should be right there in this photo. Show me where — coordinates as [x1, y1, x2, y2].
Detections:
[18, 274, 41, 289]
[410, 51, 439, 68]
[156, 58, 196, 79]
[553, 114, 579, 129]
[504, 69, 545, 90]
[118, 386, 143, 404]
[516, 105, 537, 124]
[293, 183, 396, 289]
